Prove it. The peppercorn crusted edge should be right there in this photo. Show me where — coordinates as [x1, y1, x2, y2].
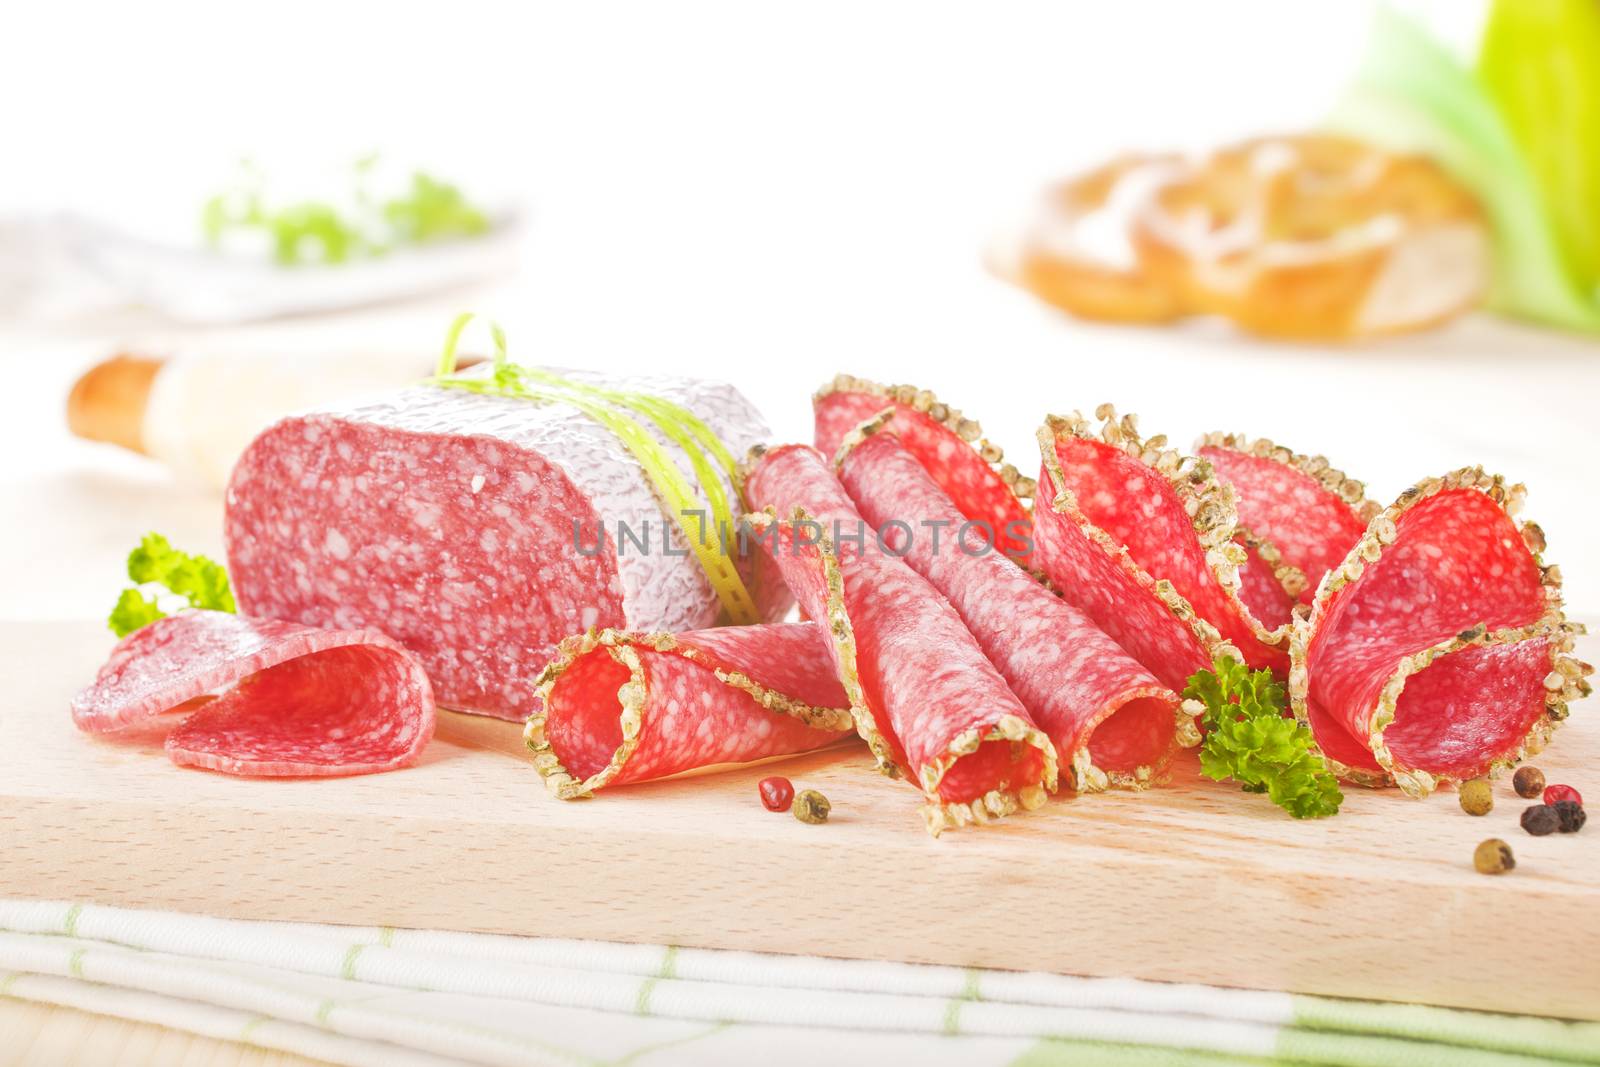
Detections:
[1035, 558, 1204, 762]
[837, 410, 1180, 793]
[1195, 431, 1383, 525]
[742, 505, 1059, 836]
[1364, 618, 1578, 796]
[827, 404, 898, 472]
[814, 373, 1037, 506]
[524, 639, 647, 800]
[1232, 523, 1312, 607]
[917, 715, 1056, 835]
[832, 407, 1041, 581]
[738, 507, 903, 779]
[1196, 430, 1383, 606]
[1036, 411, 1247, 681]
[1046, 407, 1292, 659]
[1064, 684, 1185, 793]
[1287, 467, 1593, 798]
[523, 627, 857, 800]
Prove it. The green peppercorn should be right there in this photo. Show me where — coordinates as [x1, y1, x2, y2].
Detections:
[1521, 805, 1559, 836]
[1474, 838, 1515, 875]
[1458, 779, 1493, 816]
[792, 789, 831, 825]
[1512, 766, 1545, 799]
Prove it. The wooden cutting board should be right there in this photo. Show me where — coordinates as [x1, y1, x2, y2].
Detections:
[3, 620, 1597, 1021]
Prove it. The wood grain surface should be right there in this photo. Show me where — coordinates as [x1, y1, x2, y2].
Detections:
[0, 999, 328, 1067]
[3, 620, 1596, 1021]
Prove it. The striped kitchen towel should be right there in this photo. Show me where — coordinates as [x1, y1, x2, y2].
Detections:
[0, 900, 1594, 1066]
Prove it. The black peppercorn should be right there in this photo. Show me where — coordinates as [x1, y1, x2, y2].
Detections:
[1521, 805, 1559, 836]
[1551, 800, 1586, 833]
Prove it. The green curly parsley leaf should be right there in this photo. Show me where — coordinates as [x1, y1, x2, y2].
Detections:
[1183, 657, 1343, 819]
[107, 588, 166, 639]
[107, 533, 236, 638]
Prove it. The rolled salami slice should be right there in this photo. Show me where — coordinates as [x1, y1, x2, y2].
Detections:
[1035, 408, 1285, 688]
[524, 623, 855, 797]
[743, 444, 1056, 833]
[70, 610, 434, 777]
[1196, 432, 1380, 627]
[836, 416, 1182, 791]
[1229, 531, 1303, 632]
[814, 375, 1033, 561]
[226, 369, 781, 722]
[1289, 469, 1591, 795]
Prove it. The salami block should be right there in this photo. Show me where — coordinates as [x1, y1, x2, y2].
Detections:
[836, 416, 1182, 791]
[743, 444, 1056, 833]
[814, 375, 1033, 560]
[225, 370, 779, 722]
[524, 623, 855, 797]
[1035, 407, 1291, 689]
[1196, 432, 1380, 626]
[1289, 469, 1591, 795]
[71, 610, 434, 777]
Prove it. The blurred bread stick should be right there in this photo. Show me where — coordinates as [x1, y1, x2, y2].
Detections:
[66, 349, 469, 489]
[67, 354, 164, 456]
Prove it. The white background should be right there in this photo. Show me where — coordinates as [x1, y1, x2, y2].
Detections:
[3, 0, 1598, 617]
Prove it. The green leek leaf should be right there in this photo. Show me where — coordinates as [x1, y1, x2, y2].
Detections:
[1479, 0, 1600, 296]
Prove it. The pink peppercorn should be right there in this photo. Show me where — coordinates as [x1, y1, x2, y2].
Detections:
[759, 776, 795, 812]
[1544, 784, 1582, 807]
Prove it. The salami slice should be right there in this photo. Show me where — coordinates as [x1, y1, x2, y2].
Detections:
[524, 623, 855, 797]
[743, 444, 1055, 832]
[1230, 532, 1303, 632]
[1289, 469, 1591, 795]
[1196, 432, 1380, 625]
[836, 416, 1182, 791]
[814, 375, 1033, 561]
[71, 610, 434, 777]
[1034, 407, 1283, 689]
[226, 369, 781, 723]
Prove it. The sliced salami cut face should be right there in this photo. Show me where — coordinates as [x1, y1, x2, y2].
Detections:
[1289, 470, 1591, 795]
[836, 417, 1181, 791]
[524, 623, 855, 797]
[1233, 536, 1301, 632]
[71, 611, 435, 777]
[1196, 432, 1379, 616]
[1039, 409, 1288, 674]
[814, 375, 1033, 561]
[743, 445, 1055, 833]
[226, 370, 777, 723]
[1034, 409, 1273, 691]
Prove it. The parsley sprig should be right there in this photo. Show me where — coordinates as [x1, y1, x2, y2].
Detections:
[1183, 657, 1343, 818]
[108, 534, 236, 638]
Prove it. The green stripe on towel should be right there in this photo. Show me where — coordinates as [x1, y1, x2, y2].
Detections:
[1014, 1038, 1278, 1066]
[1290, 996, 1600, 1064]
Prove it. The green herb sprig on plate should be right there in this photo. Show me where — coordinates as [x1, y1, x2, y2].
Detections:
[203, 158, 492, 268]
[108, 533, 235, 638]
[1183, 657, 1343, 819]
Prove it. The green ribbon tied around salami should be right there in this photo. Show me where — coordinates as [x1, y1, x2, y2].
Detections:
[427, 313, 759, 625]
